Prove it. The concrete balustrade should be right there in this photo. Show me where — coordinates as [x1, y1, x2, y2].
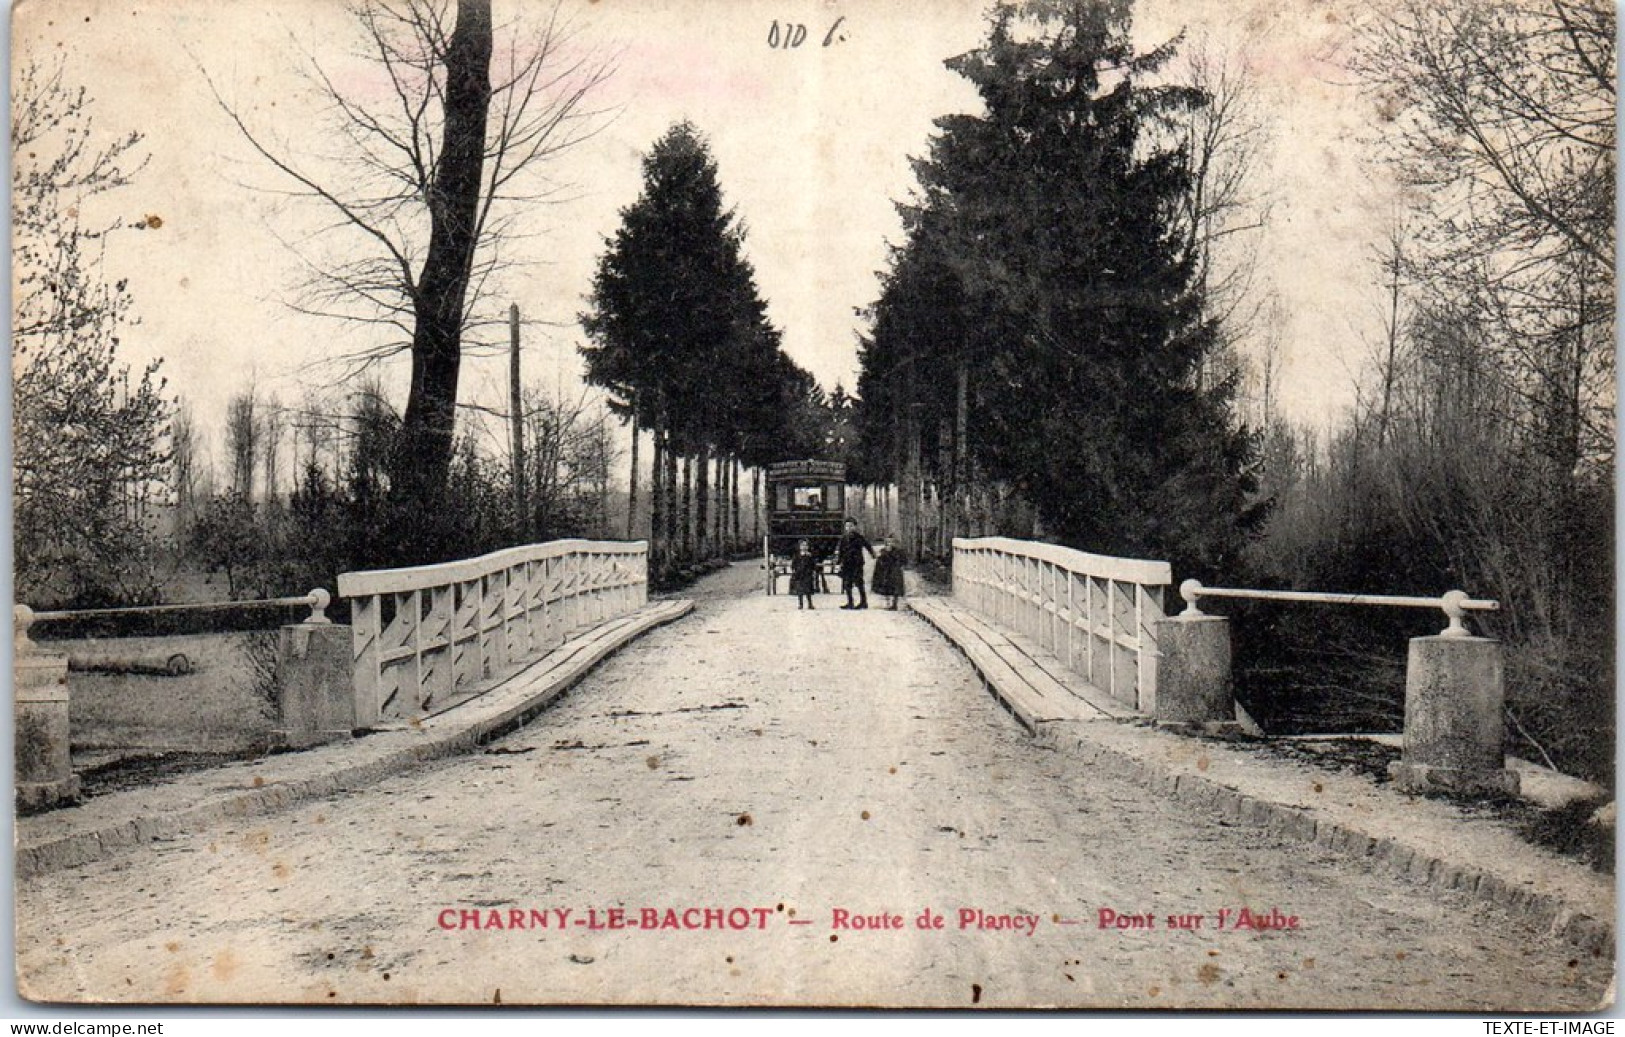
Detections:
[337, 540, 649, 726]
[951, 537, 1170, 712]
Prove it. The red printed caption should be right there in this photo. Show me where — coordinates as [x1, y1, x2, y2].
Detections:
[437, 905, 1303, 935]
[439, 907, 778, 931]
[1098, 907, 1300, 931]
[833, 908, 1041, 936]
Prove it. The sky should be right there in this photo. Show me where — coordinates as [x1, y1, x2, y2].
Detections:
[11, 0, 1399, 469]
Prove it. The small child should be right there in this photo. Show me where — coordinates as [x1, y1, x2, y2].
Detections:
[790, 539, 818, 609]
[872, 534, 905, 610]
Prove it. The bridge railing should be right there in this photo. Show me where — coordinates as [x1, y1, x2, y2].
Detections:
[951, 536, 1172, 712]
[12, 591, 337, 809]
[337, 540, 648, 725]
[1163, 578, 1516, 794]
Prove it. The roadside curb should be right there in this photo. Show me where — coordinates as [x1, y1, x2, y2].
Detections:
[1039, 725, 1614, 958]
[17, 599, 695, 879]
[908, 598, 1614, 958]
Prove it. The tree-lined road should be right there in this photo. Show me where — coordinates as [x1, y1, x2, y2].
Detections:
[16, 566, 1611, 1008]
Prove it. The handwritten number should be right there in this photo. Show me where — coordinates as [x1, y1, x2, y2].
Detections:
[767, 21, 807, 48]
[768, 18, 843, 49]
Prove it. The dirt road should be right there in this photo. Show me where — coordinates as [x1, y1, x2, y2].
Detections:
[15, 565, 1612, 1008]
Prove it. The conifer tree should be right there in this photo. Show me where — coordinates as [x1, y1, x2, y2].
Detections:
[581, 122, 801, 564]
[859, 0, 1260, 575]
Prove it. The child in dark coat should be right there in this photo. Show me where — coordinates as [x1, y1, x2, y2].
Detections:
[790, 539, 818, 609]
[872, 535, 905, 610]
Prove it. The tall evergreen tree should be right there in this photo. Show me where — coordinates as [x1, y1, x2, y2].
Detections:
[581, 122, 798, 565]
[859, 0, 1259, 575]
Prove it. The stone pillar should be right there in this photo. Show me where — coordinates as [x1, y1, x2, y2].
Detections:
[14, 606, 80, 811]
[1153, 615, 1236, 728]
[1390, 635, 1519, 795]
[272, 622, 355, 749]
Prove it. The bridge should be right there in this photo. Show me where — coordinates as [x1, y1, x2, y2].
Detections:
[12, 539, 1614, 1009]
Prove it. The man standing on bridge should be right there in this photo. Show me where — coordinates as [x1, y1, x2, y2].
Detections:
[836, 517, 876, 610]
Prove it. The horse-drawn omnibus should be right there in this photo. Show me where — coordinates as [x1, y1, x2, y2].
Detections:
[763, 459, 846, 595]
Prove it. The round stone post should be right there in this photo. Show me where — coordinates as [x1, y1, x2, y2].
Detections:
[14, 606, 80, 810]
[1389, 634, 1519, 795]
[1153, 614, 1235, 728]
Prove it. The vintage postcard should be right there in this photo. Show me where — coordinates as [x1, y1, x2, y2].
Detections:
[10, 0, 1616, 1011]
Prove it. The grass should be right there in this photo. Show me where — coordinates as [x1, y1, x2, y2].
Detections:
[45, 632, 276, 756]
[1198, 733, 1615, 876]
[69, 751, 264, 803]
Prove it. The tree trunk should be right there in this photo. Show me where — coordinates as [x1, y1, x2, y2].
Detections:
[715, 454, 726, 554]
[650, 421, 665, 570]
[715, 452, 725, 554]
[955, 360, 969, 542]
[728, 456, 737, 553]
[717, 453, 727, 553]
[683, 452, 695, 562]
[509, 303, 527, 540]
[627, 412, 640, 540]
[751, 467, 761, 544]
[664, 438, 678, 566]
[720, 456, 729, 552]
[903, 427, 922, 563]
[696, 445, 710, 560]
[597, 413, 610, 537]
[1377, 229, 1403, 449]
[389, 0, 493, 561]
[730, 459, 738, 551]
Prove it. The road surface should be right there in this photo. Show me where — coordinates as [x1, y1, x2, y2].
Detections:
[15, 565, 1612, 1008]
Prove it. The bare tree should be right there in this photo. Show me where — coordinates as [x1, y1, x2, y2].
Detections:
[1175, 38, 1276, 392]
[1356, 0, 1612, 270]
[1351, 0, 1614, 467]
[1369, 217, 1411, 447]
[225, 389, 260, 498]
[261, 395, 285, 500]
[1271, 0, 1621, 779]
[209, 0, 613, 559]
[288, 389, 347, 480]
[519, 384, 618, 540]
[169, 401, 201, 527]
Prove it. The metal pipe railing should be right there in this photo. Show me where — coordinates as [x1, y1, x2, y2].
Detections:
[1177, 579, 1498, 638]
[15, 590, 332, 653]
[25, 589, 332, 625]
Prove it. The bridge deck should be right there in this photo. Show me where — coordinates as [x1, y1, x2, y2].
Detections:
[13, 564, 1612, 1008]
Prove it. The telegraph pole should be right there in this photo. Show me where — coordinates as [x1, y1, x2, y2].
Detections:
[510, 303, 528, 538]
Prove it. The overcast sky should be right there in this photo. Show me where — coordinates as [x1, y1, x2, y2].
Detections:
[13, 0, 1395, 464]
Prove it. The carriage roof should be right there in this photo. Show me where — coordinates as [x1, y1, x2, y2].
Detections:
[766, 460, 845, 483]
